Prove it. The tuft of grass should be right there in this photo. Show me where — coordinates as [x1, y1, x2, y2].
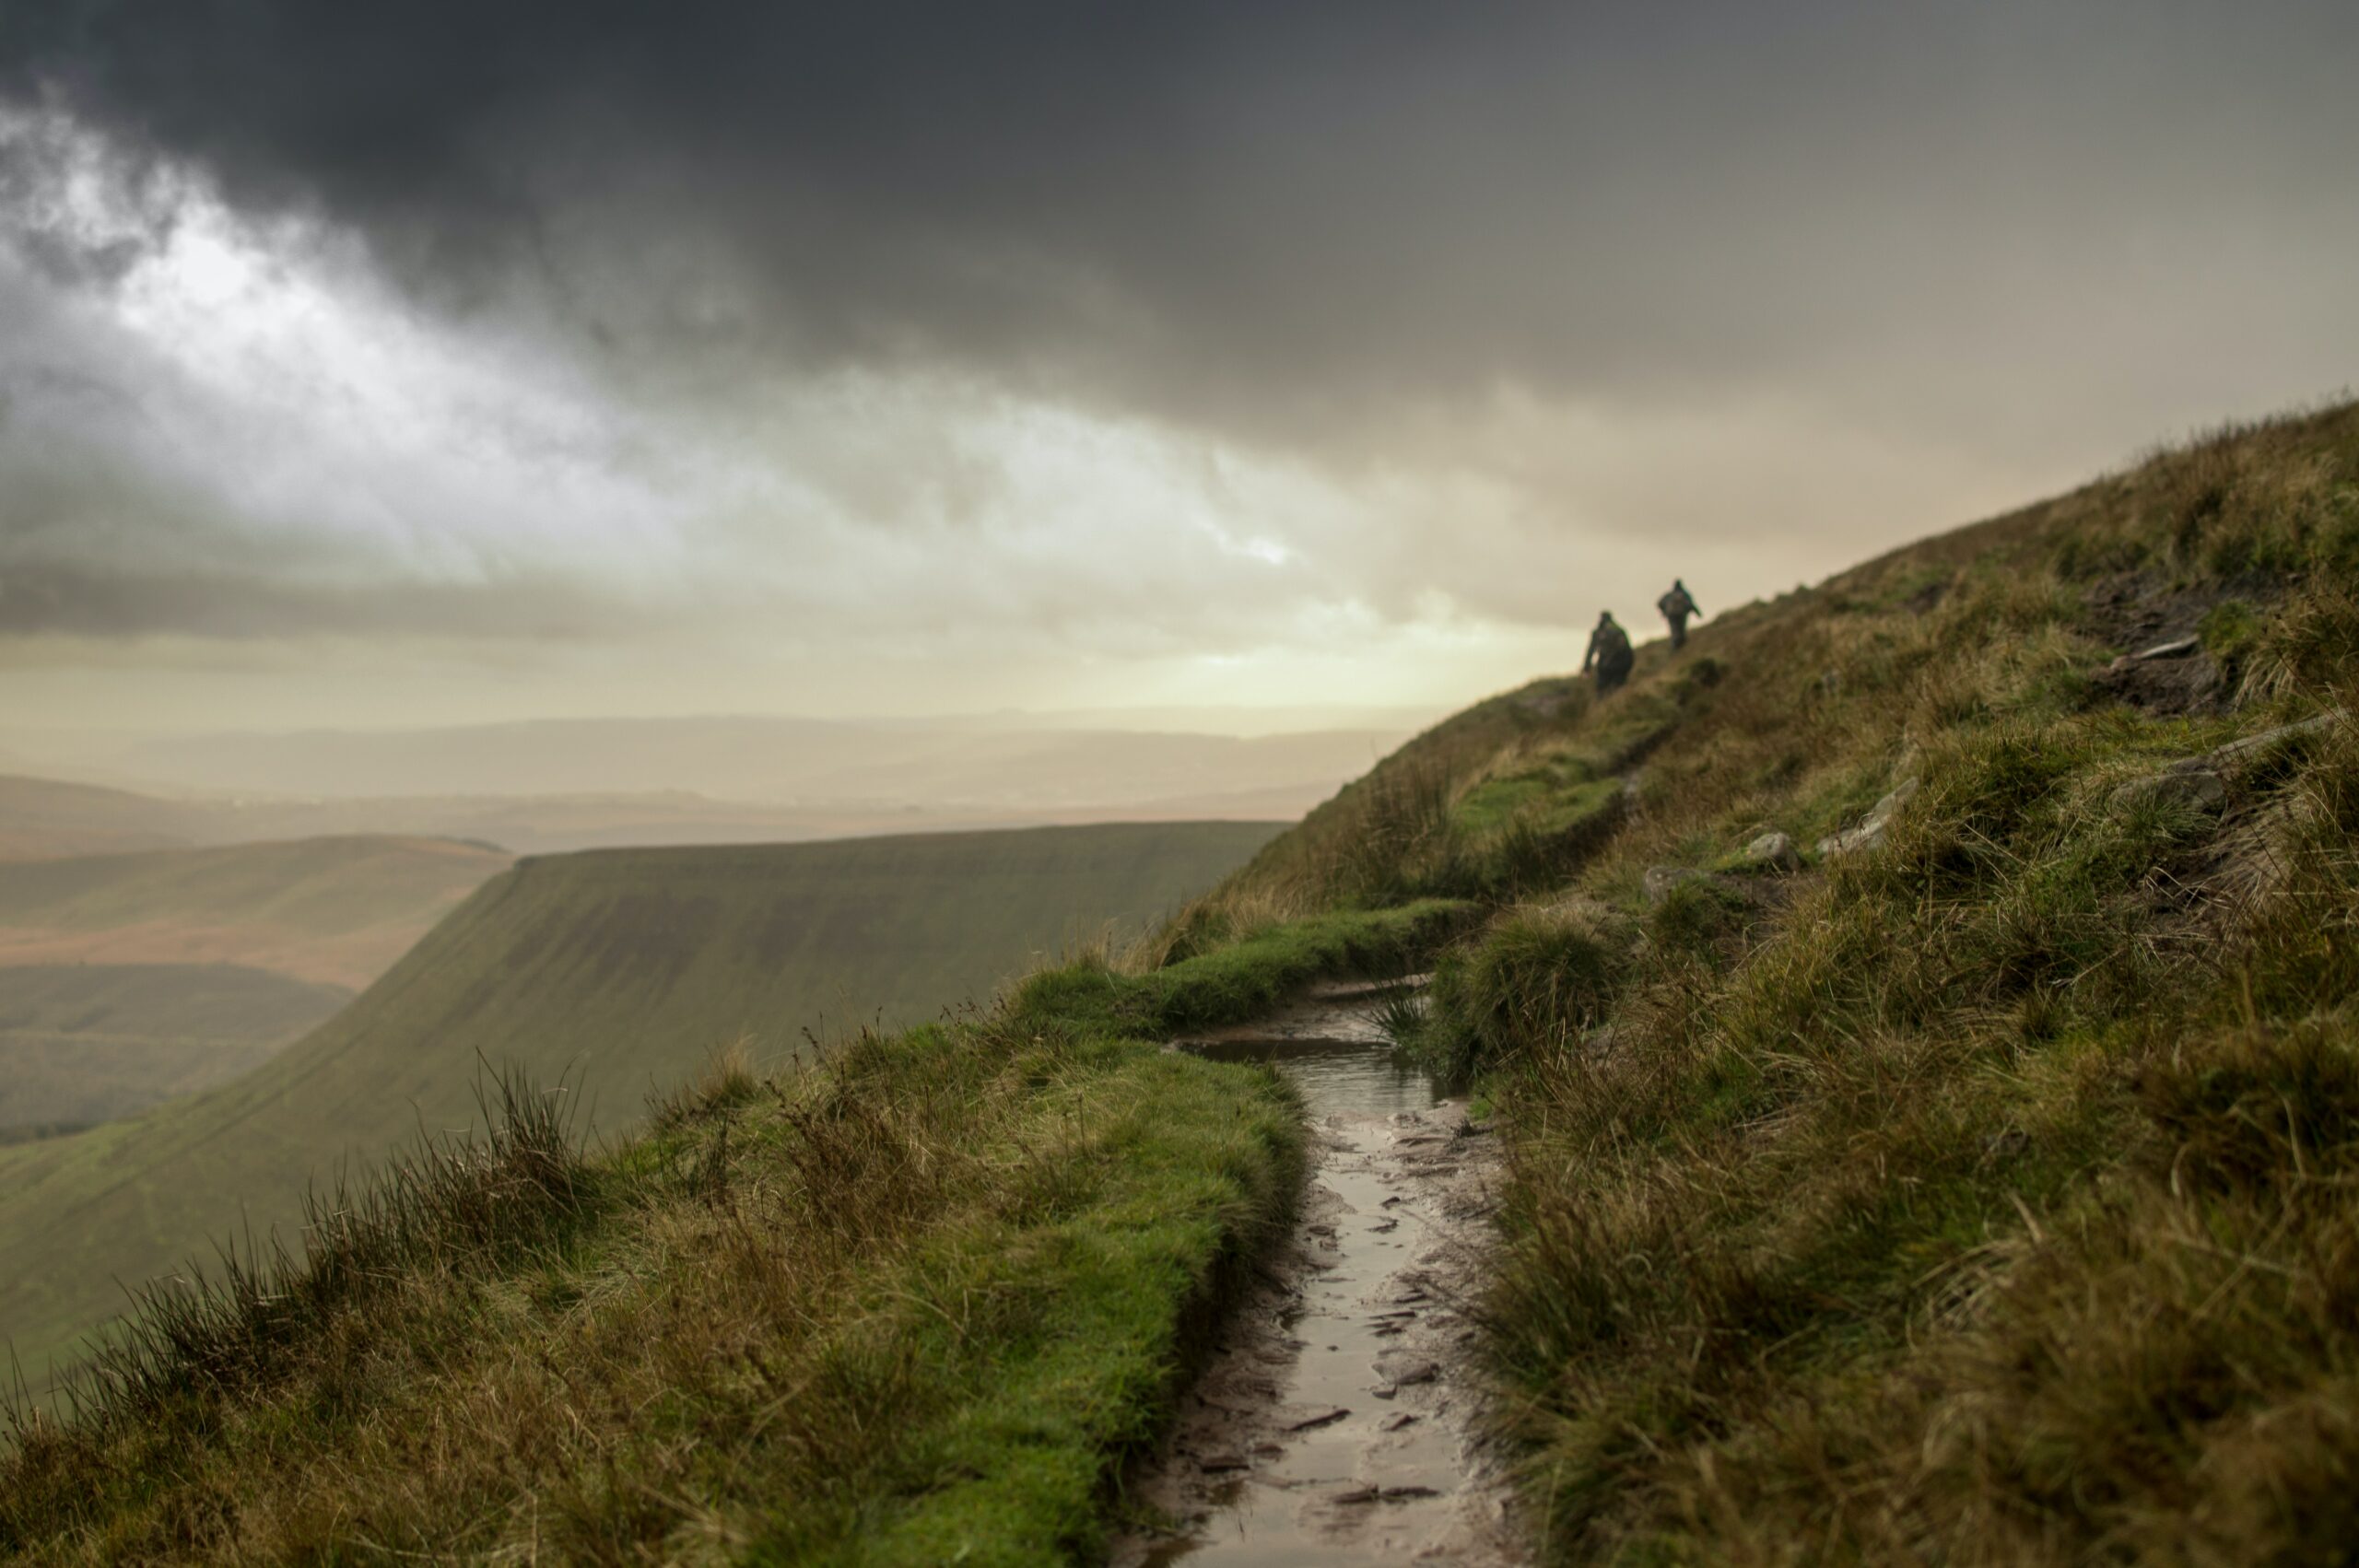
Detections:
[1012, 899, 1476, 1040]
[0, 1016, 1302, 1564]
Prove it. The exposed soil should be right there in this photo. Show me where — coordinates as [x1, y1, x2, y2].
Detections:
[2076, 568, 2284, 718]
[1112, 982, 1519, 1567]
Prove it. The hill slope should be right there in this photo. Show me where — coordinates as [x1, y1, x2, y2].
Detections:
[0, 776, 208, 860]
[1170, 401, 2359, 1563]
[0, 820, 1278, 1382]
[0, 965, 351, 1137]
[0, 836, 511, 990]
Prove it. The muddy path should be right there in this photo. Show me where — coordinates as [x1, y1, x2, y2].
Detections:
[1112, 980, 1519, 1566]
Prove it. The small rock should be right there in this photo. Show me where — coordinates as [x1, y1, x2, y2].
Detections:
[1642, 865, 1708, 904]
[1377, 1355, 1441, 1387]
[1819, 777, 1920, 860]
[1741, 830, 1802, 873]
[2194, 709, 2347, 769]
[1280, 1405, 1351, 1432]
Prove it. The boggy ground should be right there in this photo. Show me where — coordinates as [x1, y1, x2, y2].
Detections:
[1115, 983, 1519, 1566]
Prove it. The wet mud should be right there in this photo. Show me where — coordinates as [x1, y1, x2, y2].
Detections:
[1112, 981, 1518, 1566]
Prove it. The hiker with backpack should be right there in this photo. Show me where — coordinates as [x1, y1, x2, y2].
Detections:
[1658, 579, 1700, 650]
[1582, 611, 1634, 697]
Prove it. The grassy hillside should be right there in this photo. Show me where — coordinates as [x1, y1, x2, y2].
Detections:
[0, 965, 350, 1137]
[0, 820, 1278, 1388]
[10, 402, 2359, 1562]
[0, 836, 511, 990]
[1180, 401, 2359, 1562]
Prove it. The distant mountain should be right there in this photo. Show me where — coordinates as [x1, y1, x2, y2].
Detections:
[0, 835, 512, 989]
[86, 715, 1409, 809]
[0, 775, 211, 860]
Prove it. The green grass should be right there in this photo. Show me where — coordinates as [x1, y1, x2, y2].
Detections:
[0, 821, 1280, 1386]
[0, 964, 350, 1132]
[1010, 898, 1473, 1038]
[0, 908, 1326, 1562]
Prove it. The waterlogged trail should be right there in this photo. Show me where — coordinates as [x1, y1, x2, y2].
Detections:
[1113, 981, 1519, 1566]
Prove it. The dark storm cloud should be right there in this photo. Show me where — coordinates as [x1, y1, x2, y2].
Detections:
[8, 0, 2353, 440]
[2, 0, 2356, 685]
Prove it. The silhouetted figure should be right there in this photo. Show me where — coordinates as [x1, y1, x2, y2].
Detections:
[1582, 612, 1634, 697]
[1658, 579, 1699, 650]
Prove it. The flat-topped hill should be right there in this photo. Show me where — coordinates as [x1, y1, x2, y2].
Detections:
[0, 819, 1278, 1382]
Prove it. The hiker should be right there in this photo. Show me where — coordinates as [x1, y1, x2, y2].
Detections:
[1658, 579, 1700, 650]
[1582, 611, 1634, 697]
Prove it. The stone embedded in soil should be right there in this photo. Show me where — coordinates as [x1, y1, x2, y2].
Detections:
[1332, 1483, 1443, 1506]
[1378, 1355, 1442, 1387]
[1818, 776, 1921, 860]
[1743, 829, 1803, 873]
[1280, 1405, 1351, 1432]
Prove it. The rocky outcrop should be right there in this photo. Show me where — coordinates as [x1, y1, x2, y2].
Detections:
[2107, 709, 2345, 815]
[1741, 830, 1802, 873]
[1817, 776, 1920, 860]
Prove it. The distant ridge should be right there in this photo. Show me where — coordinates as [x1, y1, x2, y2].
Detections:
[0, 818, 1281, 1381]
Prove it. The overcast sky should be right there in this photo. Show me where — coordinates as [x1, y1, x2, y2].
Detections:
[2, 1, 2354, 736]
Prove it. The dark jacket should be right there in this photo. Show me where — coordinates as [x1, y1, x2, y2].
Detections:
[1583, 619, 1632, 673]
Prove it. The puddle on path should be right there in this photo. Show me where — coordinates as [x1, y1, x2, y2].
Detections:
[1111, 983, 1517, 1567]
